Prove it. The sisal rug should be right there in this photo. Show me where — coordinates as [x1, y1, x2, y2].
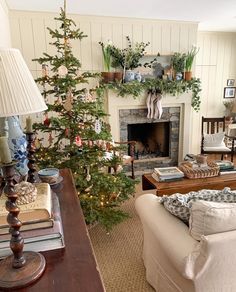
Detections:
[89, 184, 155, 292]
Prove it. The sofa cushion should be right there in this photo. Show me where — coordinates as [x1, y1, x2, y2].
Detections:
[160, 187, 236, 222]
[189, 200, 236, 240]
[203, 132, 225, 147]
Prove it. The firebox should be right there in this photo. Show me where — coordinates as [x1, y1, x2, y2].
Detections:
[128, 122, 170, 159]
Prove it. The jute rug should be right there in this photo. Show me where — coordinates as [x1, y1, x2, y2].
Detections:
[89, 184, 155, 292]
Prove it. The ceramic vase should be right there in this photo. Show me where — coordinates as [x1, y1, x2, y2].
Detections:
[124, 70, 135, 83]
[176, 72, 183, 81]
[134, 72, 142, 82]
[7, 116, 28, 176]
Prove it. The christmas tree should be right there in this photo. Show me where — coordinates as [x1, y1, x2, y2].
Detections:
[33, 1, 136, 231]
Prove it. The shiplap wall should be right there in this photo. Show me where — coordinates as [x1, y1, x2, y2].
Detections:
[8, 10, 236, 154]
[192, 32, 236, 154]
[9, 11, 198, 78]
[9, 10, 200, 150]
[0, 0, 11, 47]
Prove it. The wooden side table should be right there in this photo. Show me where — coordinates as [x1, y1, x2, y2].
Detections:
[15, 168, 105, 292]
[142, 173, 236, 196]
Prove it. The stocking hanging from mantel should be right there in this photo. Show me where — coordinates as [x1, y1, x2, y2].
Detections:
[146, 90, 163, 119]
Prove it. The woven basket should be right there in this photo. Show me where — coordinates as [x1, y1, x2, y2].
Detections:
[179, 161, 220, 179]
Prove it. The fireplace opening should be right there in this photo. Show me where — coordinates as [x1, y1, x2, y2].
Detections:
[128, 122, 170, 159]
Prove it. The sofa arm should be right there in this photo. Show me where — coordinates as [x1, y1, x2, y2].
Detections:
[184, 230, 236, 291]
[135, 194, 198, 274]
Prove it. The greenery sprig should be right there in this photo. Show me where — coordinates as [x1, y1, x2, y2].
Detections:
[109, 36, 151, 70]
[97, 78, 202, 112]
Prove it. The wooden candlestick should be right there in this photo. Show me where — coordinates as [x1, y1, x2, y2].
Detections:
[25, 132, 37, 183]
[0, 161, 45, 290]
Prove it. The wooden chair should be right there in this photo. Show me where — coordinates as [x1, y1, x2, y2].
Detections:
[201, 116, 234, 162]
[114, 141, 136, 179]
[107, 141, 136, 179]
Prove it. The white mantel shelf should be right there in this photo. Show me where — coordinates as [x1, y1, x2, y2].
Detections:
[105, 90, 193, 162]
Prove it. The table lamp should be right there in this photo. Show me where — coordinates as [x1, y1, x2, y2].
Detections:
[0, 47, 47, 289]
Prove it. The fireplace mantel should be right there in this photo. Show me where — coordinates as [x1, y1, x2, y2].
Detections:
[105, 90, 193, 162]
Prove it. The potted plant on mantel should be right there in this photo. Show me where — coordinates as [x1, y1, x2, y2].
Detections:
[184, 45, 199, 81]
[171, 52, 186, 80]
[109, 36, 153, 83]
[99, 40, 115, 83]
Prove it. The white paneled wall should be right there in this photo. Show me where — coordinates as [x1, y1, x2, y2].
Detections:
[9, 11, 198, 75]
[9, 11, 199, 150]
[8, 10, 236, 154]
[192, 32, 236, 154]
[0, 0, 11, 47]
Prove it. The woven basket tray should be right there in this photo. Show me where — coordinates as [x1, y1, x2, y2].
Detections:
[179, 161, 220, 179]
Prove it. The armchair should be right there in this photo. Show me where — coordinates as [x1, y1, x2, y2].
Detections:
[201, 116, 234, 162]
[135, 194, 236, 292]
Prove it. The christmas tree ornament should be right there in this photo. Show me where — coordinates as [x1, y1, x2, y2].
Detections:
[34, 138, 41, 149]
[43, 114, 50, 127]
[42, 64, 49, 77]
[48, 133, 53, 145]
[88, 140, 93, 147]
[75, 136, 82, 147]
[85, 89, 93, 103]
[86, 166, 91, 182]
[85, 185, 93, 192]
[58, 65, 68, 76]
[94, 119, 101, 134]
[63, 90, 73, 111]
[65, 128, 70, 137]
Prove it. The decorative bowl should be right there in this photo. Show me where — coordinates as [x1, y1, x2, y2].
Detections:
[38, 168, 59, 184]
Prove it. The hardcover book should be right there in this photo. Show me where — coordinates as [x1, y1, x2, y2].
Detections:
[154, 167, 184, 178]
[152, 172, 183, 182]
[214, 160, 234, 170]
[0, 194, 65, 258]
[0, 183, 52, 226]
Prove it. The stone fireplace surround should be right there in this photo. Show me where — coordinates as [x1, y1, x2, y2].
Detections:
[105, 91, 193, 174]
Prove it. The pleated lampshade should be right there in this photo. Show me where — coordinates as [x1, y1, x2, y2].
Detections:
[0, 47, 47, 117]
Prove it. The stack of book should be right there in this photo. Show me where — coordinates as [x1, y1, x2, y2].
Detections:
[152, 166, 184, 182]
[214, 160, 236, 175]
[0, 183, 65, 259]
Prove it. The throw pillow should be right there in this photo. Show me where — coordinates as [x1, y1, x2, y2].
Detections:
[160, 187, 236, 222]
[189, 200, 236, 240]
[203, 132, 225, 147]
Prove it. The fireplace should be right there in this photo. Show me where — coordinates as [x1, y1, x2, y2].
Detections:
[127, 122, 170, 159]
[105, 91, 193, 175]
[119, 107, 180, 173]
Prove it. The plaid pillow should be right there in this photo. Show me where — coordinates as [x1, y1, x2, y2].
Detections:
[160, 187, 236, 222]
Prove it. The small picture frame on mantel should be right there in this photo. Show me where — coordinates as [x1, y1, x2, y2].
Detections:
[227, 79, 235, 86]
[224, 87, 236, 98]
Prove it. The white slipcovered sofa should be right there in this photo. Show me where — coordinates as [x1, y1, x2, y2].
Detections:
[135, 193, 236, 292]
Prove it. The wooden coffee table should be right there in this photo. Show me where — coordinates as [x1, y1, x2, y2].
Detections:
[142, 173, 236, 196]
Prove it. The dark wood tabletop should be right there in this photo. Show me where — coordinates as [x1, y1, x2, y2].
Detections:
[14, 168, 105, 292]
[142, 172, 236, 196]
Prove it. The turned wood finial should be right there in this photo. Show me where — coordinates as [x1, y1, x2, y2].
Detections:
[26, 132, 37, 183]
[1, 162, 25, 268]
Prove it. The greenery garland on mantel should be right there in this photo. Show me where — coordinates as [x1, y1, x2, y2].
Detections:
[97, 77, 201, 112]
